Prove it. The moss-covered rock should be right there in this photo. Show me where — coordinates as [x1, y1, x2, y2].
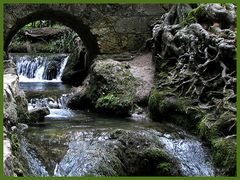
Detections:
[198, 114, 218, 142]
[212, 138, 236, 176]
[198, 111, 236, 143]
[148, 89, 200, 130]
[67, 59, 138, 116]
[156, 162, 176, 176]
[109, 129, 181, 176]
[96, 93, 133, 115]
[148, 89, 186, 118]
[181, 5, 206, 27]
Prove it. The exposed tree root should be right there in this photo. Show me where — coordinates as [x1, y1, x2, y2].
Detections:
[152, 3, 236, 135]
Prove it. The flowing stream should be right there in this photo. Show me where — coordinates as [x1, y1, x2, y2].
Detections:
[12, 53, 217, 177]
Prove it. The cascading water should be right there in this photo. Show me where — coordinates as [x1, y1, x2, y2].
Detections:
[13, 53, 217, 177]
[28, 94, 74, 118]
[11, 54, 69, 82]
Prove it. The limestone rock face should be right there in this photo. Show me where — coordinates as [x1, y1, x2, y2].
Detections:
[4, 61, 29, 127]
[3, 60, 29, 176]
[3, 137, 17, 176]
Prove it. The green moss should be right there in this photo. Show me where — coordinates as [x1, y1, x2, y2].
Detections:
[197, 115, 218, 142]
[148, 89, 163, 119]
[156, 162, 174, 176]
[148, 89, 186, 119]
[143, 147, 170, 162]
[181, 5, 206, 27]
[10, 133, 20, 157]
[212, 138, 236, 175]
[110, 129, 128, 139]
[149, 89, 201, 131]
[198, 111, 236, 143]
[95, 93, 133, 115]
[142, 147, 179, 176]
[96, 94, 120, 107]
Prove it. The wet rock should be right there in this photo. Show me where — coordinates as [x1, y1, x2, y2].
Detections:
[18, 123, 29, 133]
[4, 137, 17, 176]
[61, 51, 88, 86]
[54, 129, 181, 176]
[4, 60, 17, 74]
[29, 107, 50, 123]
[44, 62, 59, 80]
[3, 68, 28, 176]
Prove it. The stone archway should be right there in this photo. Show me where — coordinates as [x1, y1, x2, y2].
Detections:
[4, 4, 170, 55]
[4, 8, 99, 67]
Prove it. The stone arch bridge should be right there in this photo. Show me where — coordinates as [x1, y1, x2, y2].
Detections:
[4, 4, 169, 55]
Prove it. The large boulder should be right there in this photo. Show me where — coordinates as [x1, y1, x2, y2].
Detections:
[67, 59, 138, 116]
[54, 129, 181, 176]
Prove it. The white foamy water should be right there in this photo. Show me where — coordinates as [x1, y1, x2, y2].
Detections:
[13, 54, 69, 82]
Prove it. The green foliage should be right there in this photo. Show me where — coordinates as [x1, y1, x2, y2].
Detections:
[10, 21, 78, 53]
[49, 29, 78, 53]
[25, 20, 59, 28]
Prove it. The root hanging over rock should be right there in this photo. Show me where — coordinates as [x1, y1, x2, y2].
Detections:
[150, 3, 236, 176]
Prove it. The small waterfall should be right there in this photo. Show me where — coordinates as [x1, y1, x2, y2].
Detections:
[12, 54, 69, 82]
[56, 57, 68, 81]
[146, 129, 216, 176]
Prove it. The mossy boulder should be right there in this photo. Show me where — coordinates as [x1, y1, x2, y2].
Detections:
[96, 93, 133, 115]
[212, 137, 236, 176]
[53, 129, 181, 176]
[148, 89, 200, 130]
[197, 111, 236, 176]
[198, 111, 236, 142]
[109, 129, 181, 176]
[67, 59, 138, 116]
